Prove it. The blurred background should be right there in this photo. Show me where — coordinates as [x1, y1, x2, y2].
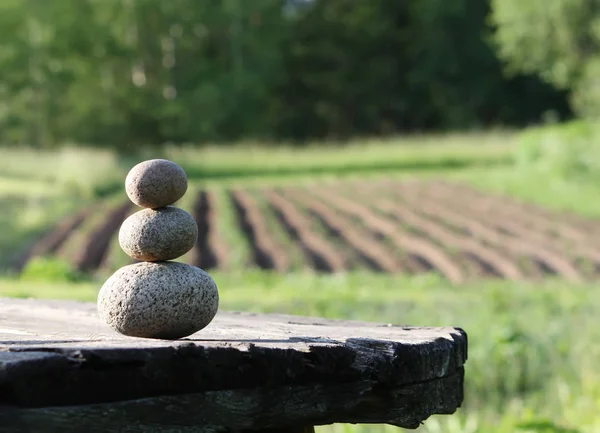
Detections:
[2, 0, 600, 432]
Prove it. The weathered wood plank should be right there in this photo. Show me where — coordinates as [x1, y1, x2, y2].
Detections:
[0, 298, 467, 432]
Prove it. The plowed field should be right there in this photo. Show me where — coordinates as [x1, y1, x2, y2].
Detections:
[19, 179, 600, 282]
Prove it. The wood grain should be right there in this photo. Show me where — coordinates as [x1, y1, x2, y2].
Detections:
[0, 297, 467, 432]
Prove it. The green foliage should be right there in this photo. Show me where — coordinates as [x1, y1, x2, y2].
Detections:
[571, 58, 600, 118]
[19, 256, 85, 282]
[513, 120, 600, 180]
[275, 0, 570, 140]
[0, 178, 85, 270]
[405, 0, 568, 129]
[0, 146, 127, 198]
[0, 0, 569, 147]
[491, 0, 600, 118]
[0, 0, 288, 147]
[517, 420, 580, 433]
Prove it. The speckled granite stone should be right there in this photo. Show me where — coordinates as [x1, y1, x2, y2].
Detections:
[125, 159, 188, 209]
[119, 206, 198, 261]
[97, 261, 219, 339]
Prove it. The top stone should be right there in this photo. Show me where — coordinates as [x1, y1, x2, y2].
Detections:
[125, 159, 188, 209]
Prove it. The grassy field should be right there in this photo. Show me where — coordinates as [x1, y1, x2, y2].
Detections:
[0, 132, 514, 270]
[166, 131, 513, 182]
[2, 126, 600, 432]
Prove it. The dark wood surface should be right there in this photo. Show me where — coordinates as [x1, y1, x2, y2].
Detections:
[0, 297, 467, 432]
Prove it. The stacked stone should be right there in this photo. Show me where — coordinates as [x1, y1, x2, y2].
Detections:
[97, 159, 219, 340]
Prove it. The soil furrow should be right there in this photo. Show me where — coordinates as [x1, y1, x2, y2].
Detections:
[419, 184, 600, 272]
[191, 191, 227, 270]
[346, 181, 497, 279]
[389, 181, 599, 277]
[263, 190, 346, 273]
[310, 181, 430, 273]
[367, 179, 598, 277]
[375, 199, 524, 280]
[205, 191, 229, 268]
[74, 201, 134, 273]
[14, 206, 94, 272]
[430, 180, 600, 241]
[353, 180, 515, 278]
[285, 188, 402, 273]
[389, 186, 583, 282]
[97, 222, 136, 277]
[311, 189, 465, 283]
[229, 190, 289, 271]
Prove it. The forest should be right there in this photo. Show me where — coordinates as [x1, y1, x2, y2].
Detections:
[0, 0, 583, 148]
[4, 2, 600, 431]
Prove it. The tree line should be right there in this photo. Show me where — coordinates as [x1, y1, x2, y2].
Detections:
[0, 0, 578, 148]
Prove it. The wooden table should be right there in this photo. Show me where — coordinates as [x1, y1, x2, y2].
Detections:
[0, 298, 467, 432]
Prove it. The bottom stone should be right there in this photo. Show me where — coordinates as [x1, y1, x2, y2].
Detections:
[97, 261, 219, 339]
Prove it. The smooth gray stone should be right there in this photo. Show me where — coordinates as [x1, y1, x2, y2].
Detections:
[119, 206, 198, 261]
[125, 159, 188, 209]
[97, 261, 219, 339]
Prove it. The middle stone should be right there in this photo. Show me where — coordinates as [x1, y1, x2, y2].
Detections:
[119, 206, 198, 261]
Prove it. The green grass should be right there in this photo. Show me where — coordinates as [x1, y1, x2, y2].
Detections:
[0, 148, 128, 269]
[3, 126, 600, 432]
[0, 182, 85, 269]
[210, 187, 253, 270]
[166, 131, 514, 183]
[1, 272, 599, 433]
[0, 147, 129, 198]
[0, 131, 513, 272]
[450, 167, 600, 219]
[1, 131, 514, 187]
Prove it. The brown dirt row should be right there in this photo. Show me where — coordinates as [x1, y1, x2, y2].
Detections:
[359, 179, 557, 257]
[284, 188, 402, 273]
[342, 180, 522, 279]
[430, 180, 600, 240]
[205, 191, 229, 268]
[74, 201, 134, 272]
[309, 188, 465, 283]
[95, 223, 136, 276]
[374, 199, 525, 280]
[382, 180, 596, 266]
[229, 189, 289, 271]
[303, 188, 431, 275]
[374, 178, 600, 272]
[416, 183, 600, 273]
[430, 181, 591, 239]
[262, 189, 346, 273]
[382, 185, 583, 282]
[276, 190, 364, 271]
[190, 191, 228, 270]
[53, 208, 108, 265]
[349, 180, 541, 279]
[13, 206, 94, 272]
